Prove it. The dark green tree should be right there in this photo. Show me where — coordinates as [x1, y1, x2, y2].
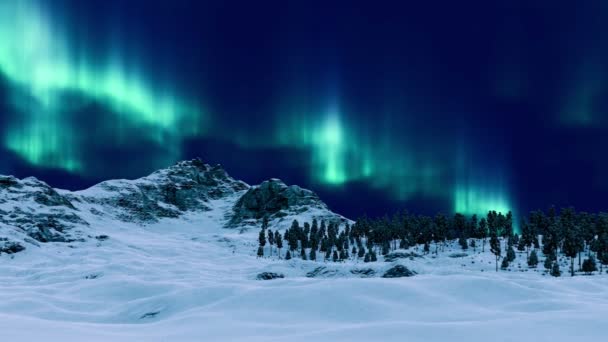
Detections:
[528, 250, 539, 268]
[382, 241, 390, 255]
[582, 256, 597, 275]
[257, 246, 264, 258]
[478, 218, 488, 252]
[506, 246, 516, 262]
[258, 228, 266, 248]
[309, 248, 316, 261]
[501, 257, 509, 270]
[267, 229, 274, 256]
[332, 250, 339, 262]
[544, 251, 555, 270]
[562, 208, 579, 276]
[285, 250, 292, 260]
[275, 231, 283, 258]
[358, 247, 365, 258]
[459, 235, 468, 250]
[550, 261, 561, 277]
[371, 250, 378, 262]
[288, 220, 300, 252]
[490, 232, 501, 272]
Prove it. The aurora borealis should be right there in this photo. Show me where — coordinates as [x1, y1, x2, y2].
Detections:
[2, 0, 608, 220]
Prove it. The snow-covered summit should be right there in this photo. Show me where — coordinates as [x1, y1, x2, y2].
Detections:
[0, 158, 345, 253]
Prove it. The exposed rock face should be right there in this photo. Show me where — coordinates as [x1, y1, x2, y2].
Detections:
[256, 272, 285, 280]
[384, 252, 423, 262]
[76, 159, 249, 223]
[382, 265, 416, 278]
[231, 178, 340, 226]
[0, 176, 86, 244]
[0, 158, 345, 255]
[0, 176, 75, 209]
[0, 239, 26, 254]
[350, 268, 376, 277]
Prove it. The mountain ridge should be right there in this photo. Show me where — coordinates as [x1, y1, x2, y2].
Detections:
[0, 158, 346, 254]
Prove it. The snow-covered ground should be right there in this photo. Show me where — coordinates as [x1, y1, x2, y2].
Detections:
[2, 198, 608, 341]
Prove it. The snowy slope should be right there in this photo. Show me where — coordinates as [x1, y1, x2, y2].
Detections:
[1, 160, 608, 341]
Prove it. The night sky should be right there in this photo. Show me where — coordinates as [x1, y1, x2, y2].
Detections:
[2, 0, 608, 221]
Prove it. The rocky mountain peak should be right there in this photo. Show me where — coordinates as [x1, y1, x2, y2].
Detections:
[230, 177, 340, 226]
[0, 158, 346, 253]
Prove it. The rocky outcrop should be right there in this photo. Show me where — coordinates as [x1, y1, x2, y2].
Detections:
[256, 272, 285, 280]
[382, 265, 416, 278]
[0, 238, 26, 254]
[230, 178, 343, 226]
[350, 268, 376, 277]
[0, 175, 75, 209]
[384, 252, 422, 262]
[0, 176, 86, 244]
[76, 159, 249, 223]
[0, 158, 345, 254]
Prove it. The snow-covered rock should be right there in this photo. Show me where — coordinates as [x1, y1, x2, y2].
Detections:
[0, 158, 344, 252]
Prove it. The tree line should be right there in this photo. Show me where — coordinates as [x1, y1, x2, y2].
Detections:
[256, 207, 608, 277]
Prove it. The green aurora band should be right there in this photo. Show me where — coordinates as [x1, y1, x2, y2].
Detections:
[0, 0, 515, 220]
[0, 0, 204, 172]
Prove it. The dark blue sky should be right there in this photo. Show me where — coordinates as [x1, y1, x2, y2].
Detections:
[1, 0, 608, 220]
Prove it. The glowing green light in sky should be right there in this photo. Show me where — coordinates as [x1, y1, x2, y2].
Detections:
[0, 0, 204, 172]
[0, 1, 516, 219]
[274, 97, 448, 200]
[453, 148, 515, 227]
[454, 186, 512, 216]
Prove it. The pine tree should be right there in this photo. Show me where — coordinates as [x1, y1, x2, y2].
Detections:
[459, 235, 468, 250]
[285, 250, 292, 260]
[544, 252, 555, 270]
[490, 232, 501, 272]
[339, 249, 346, 261]
[288, 220, 299, 252]
[517, 236, 526, 252]
[501, 257, 509, 270]
[309, 248, 316, 261]
[258, 228, 267, 249]
[325, 249, 331, 261]
[301, 248, 307, 260]
[382, 241, 390, 255]
[478, 218, 488, 252]
[561, 207, 582, 276]
[267, 229, 274, 256]
[582, 256, 597, 275]
[358, 247, 365, 258]
[332, 250, 339, 262]
[550, 261, 561, 277]
[364, 252, 370, 263]
[257, 246, 264, 258]
[275, 232, 283, 258]
[528, 250, 539, 268]
[371, 250, 378, 262]
[507, 246, 516, 262]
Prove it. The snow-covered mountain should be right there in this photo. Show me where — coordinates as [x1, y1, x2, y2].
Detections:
[0, 158, 346, 254]
[2, 159, 608, 341]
